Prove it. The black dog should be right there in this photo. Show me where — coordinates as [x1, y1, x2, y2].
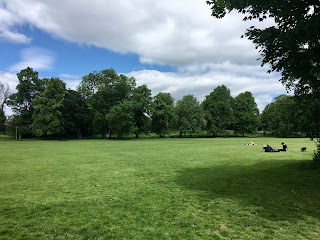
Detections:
[301, 147, 307, 152]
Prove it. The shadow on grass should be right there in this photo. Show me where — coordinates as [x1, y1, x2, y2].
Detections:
[176, 160, 320, 221]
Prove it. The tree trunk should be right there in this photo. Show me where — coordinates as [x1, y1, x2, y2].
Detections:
[179, 131, 182, 137]
[75, 128, 82, 139]
[102, 129, 107, 139]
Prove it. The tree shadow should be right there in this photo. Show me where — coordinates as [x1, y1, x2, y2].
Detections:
[176, 160, 320, 221]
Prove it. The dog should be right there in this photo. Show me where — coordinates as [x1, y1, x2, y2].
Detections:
[301, 147, 307, 152]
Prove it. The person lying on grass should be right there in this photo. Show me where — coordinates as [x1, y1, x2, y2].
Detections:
[242, 140, 256, 146]
[263, 143, 288, 152]
[263, 144, 275, 152]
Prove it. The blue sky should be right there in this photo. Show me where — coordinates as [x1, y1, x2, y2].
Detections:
[0, 0, 289, 115]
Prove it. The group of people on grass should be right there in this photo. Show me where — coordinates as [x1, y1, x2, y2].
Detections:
[246, 141, 288, 152]
[263, 142, 288, 152]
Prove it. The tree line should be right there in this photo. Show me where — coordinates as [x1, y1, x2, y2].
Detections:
[1, 67, 264, 139]
[1, 67, 319, 140]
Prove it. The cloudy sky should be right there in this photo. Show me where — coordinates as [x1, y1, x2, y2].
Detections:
[0, 0, 290, 115]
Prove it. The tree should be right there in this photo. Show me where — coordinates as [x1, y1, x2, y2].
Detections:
[0, 81, 10, 112]
[261, 95, 296, 137]
[0, 109, 5, 132]
[151, 92, 174, 137]
[7, 67, 45, 137]
[32, 78, 67, 137]
[233, 91, 260, 137]
[206, 0, 320, 97]
[107, 100, 135, 138]
[0, 81, 10, 132]
[293, 94, 320, 138]
[175, 95, 203, 137]
[62, 90, 92, 139]
[131, 85, 152, 138]
[202, 85, 234, 136]
[207, 0, 320, 160]
[78, 69, 136, 138]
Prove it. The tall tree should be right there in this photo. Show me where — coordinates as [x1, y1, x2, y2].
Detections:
[151, 92, 174, 137]
[7, 67, 45, 137]
[0, 81, 10, 112]
[175, 95, 203, 137]
[207, 0, 320, 160]
[202, 85, 234, 136]
[78, 69, 136, 138]
[261, 95, 296, 137]
[32, 78, 67, 137]
[131, 85, 152, 138]
[107, 100, 135, 138]
[293, 94, 320, 138]
[0, 81, 10, 132]
[233, 91, 260, 137]
[206, 0, 320, 97]
[62, 90, 92, 139]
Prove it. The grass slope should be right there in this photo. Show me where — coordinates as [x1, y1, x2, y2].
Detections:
[0, 137, 319, 239]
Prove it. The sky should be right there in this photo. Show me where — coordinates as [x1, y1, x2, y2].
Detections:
[0, 0, 290, 115]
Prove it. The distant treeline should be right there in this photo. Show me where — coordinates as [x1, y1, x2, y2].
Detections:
[1, 67, 319, 139]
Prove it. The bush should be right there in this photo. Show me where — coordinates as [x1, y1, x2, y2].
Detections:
[313, 139, 320, 164]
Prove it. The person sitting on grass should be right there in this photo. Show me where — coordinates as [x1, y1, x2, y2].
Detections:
[278, 142, 288, 152]
[263, 144, 276, 152]
[249, 140, 256, 145]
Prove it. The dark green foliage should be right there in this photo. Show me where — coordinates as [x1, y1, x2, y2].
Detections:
[202, 85, 234, 136]
[78, 69, 136, 138]
[151, 92, 174, 137]
[62, 90, 92, 139]
[207, 0, 320, 142]
[32, 78, 67, 137]
[206, 0, 320, 96]
[261, 94, 320, 138]
[7, 67, 45, 137]
[233, 91, 260, 136]
[0, 109, 5, 132]
[175, 95, 204, 137]
[107, 100, 135, 138]
[261, 95, 296, 137]
[131, 85, 152, 138]
[293, 94, 320, 138]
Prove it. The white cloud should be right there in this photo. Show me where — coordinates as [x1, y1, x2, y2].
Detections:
[128, 63, 289, 112]
[1, 0, 285, 113]
[63, 80, 81, 90]
[59, 74, 81, 79]
[2, 0, 273, 66]
[9, 47, 55, 72]
[0, 5, 31, 43]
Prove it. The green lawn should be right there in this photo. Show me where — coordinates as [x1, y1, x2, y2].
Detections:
[0, 137, 319, 239]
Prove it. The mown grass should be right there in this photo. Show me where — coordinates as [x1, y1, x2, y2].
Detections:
[0, 137, 319, 239]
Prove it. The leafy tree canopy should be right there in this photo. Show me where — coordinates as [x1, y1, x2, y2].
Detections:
[7, 67, 45, 135]
[151, 92, 174, 137]
[175, 95, 203, 136]
[207, 0, 320, 97]
[32, 78, 67, 137]
[233, 91, 260, 136]
[78, 68, 136, 138]
[202, 85, 234, 136]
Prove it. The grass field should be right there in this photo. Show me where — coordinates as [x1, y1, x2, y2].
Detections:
[0, 137, 319, 239]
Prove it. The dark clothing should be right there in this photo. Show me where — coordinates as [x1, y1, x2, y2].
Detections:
[278, 144, 287, 151]
[263, 146, 274, 152]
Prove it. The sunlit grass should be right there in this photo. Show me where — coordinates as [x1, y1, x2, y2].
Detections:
[0, 137, 319, 239]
